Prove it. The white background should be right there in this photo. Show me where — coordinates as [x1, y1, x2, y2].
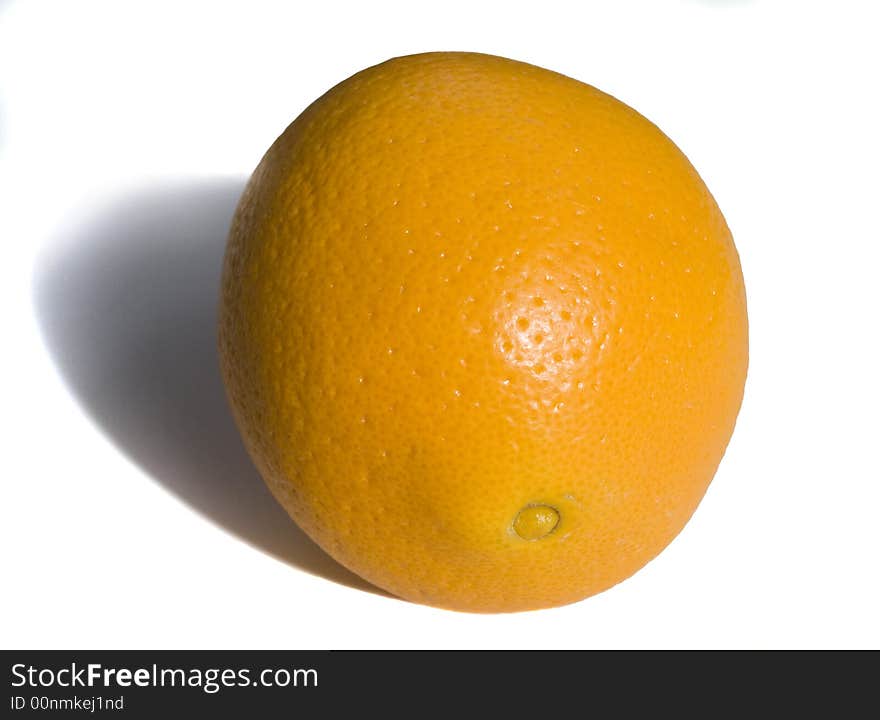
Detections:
[1, 0, 878, 649]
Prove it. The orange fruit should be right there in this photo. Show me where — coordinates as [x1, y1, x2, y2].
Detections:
[218, 52, 748, 612]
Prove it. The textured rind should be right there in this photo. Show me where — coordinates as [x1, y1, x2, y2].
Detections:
[218, 52, 748, 612]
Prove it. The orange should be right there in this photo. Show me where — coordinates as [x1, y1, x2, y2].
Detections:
[218, 52, 748, 612]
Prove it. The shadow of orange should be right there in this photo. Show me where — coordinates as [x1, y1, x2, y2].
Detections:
[32, 178, 388, 597]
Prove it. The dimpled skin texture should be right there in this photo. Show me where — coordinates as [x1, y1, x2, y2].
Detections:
[218, 52, 748, 613]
